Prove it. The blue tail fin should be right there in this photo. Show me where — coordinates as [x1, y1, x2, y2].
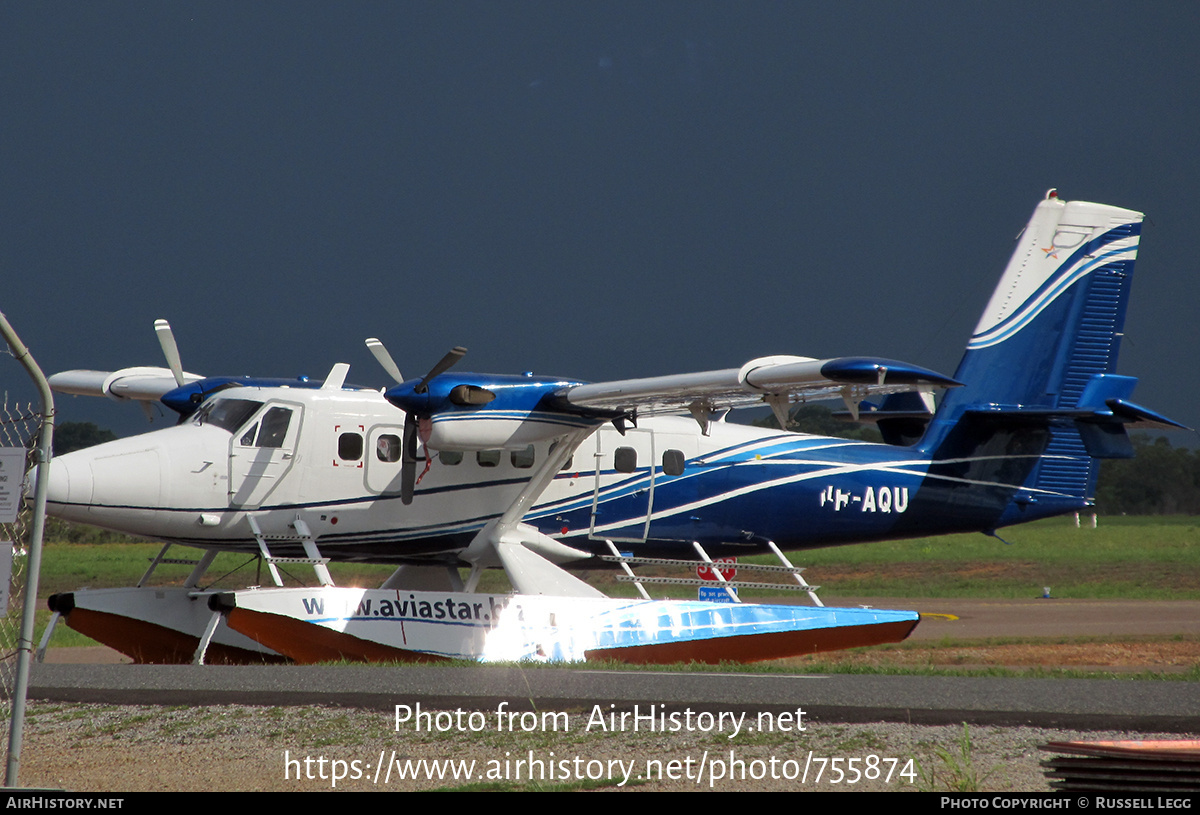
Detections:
[917, 193, 1170, 526]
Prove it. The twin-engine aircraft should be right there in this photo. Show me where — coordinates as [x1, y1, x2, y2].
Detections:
[38, 193, 1185, 665]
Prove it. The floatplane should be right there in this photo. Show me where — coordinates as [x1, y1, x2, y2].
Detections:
[37, 193, 1184, 665]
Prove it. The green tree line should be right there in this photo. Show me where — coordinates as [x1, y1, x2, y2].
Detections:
[1094, 435, 1200, 515]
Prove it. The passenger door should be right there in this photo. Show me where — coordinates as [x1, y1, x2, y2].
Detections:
[228, 401, 303, 509]
[589, 427, 655, 542]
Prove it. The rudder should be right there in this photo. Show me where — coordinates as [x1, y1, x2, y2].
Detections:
[919, 192, 1146, 523]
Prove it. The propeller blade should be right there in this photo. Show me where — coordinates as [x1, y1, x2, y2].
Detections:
[401, 412, 418, 505]
[154, 319, 186, 388]
[397, 345, 467, 503]
[416, 346, 467, 394]
[365, 338, 404, 384]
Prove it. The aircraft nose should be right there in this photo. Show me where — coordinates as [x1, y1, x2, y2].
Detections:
[40, 454, 93, 510]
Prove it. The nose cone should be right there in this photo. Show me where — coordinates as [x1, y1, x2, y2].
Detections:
[40, 454, 94, 519]
[40, 437, 169, 531]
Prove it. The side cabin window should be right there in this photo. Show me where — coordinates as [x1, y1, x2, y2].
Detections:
[339, 432, 364, 461]
[549, 440, 573, 471]
[614, 446, 637, 473]
[375, 433, 400, 462]
[511, 445, 535, 469]
[477, 450, 501, 468]
[663, 449, 685, 476]
[439, 450, 464, 465]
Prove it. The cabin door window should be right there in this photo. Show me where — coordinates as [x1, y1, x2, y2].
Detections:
[228, 402, 302, 509]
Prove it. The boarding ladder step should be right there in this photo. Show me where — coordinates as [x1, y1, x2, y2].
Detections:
[247, 515, 334, 587]
[600, 539, 823, 607]
[599, 554, 808, 574]
[613, 575, 820, 592]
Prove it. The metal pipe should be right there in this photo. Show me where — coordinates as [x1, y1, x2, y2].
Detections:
[0, 311, 55, 788]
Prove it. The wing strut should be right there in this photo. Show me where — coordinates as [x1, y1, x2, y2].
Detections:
[461, 427, 603, 598]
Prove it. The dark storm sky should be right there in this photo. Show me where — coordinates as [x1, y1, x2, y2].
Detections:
[2, 2, 1197, 439]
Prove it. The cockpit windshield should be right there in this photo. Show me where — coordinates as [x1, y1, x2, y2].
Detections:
[193, 398, 263, 433]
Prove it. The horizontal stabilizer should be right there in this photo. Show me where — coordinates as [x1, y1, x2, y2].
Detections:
[845, 392, 937, 446]
[960, 394, 1187, 460]
[961, 372, 1187, 433]
[1073, 374, 1190, 430]
[1103, 398, 1190, 430]
[845, 391, 936, 423]
[962, 402, 1187, 429]
[1076, 398, 1190, 457]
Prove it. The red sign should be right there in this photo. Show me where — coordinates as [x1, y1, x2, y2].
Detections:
[697, 557, 737, 581]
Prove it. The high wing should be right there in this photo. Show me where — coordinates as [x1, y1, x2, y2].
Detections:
[48, 367, 203, 403]
[47, 320, 365, 420]
[49, 319, 205, 405]
[553, 354, 961, 429]
[49, 365, 361, 420]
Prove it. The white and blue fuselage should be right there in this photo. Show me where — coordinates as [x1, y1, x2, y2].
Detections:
[42, 195, 1183, 570]
[45, 393, 943, 564]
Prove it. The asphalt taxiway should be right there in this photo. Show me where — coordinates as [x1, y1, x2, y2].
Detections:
[28, 661, 1200, 732]
[830, 597, 1200, 640]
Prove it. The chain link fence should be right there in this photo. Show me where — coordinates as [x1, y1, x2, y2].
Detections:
[0, 400, 40, 751]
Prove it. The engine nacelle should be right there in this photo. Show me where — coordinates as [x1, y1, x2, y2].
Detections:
[386, 372, 602, 451]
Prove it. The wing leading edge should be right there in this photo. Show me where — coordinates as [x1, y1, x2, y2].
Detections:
[554, 355, 961, 431]
[48, 367, 203, 403]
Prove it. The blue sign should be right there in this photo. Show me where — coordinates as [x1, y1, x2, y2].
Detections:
[698, 585, 738, 603]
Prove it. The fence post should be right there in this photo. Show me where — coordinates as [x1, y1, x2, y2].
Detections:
[0, 311, 55, 788]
